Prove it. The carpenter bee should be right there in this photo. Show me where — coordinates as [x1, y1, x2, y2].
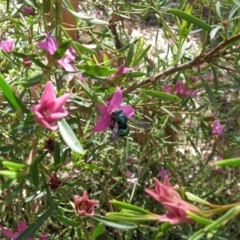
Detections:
[110, 109, 151, 142]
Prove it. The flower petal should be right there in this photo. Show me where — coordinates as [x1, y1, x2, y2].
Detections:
[108, 87, 122, 113]
[38, 33, 58, 55]
[18, 221, 27, 232]
[92, 115, 111, 132]
[119, 105, 135, 118]
[39, 81, 56, 106]
[97, 104, 108, 115]
[51, 93, 70, 112]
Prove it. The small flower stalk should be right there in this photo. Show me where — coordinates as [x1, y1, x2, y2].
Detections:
[73, 191, 99, 216]
[30, 81, 70, 131]
[145, 176, 201, 224]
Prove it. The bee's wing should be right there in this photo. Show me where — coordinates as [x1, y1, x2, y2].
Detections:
[110, 122, 119, 143]
[128, 117, 151, 129]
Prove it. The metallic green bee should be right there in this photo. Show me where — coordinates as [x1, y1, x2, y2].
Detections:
[110, 109, 151, 142]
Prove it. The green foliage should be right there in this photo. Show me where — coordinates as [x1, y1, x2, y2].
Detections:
[1, 0, 240, 239]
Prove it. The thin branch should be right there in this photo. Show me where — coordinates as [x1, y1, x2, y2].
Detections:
[123, 33, 240, 95]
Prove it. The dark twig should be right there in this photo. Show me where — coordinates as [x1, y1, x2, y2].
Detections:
[123, 33, 240, 95]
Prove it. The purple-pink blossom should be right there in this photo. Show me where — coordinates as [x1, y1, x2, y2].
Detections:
[92, 87, 134, 132]
[0, 221, 34, 240]
[158, 167, 168, 180]
[30, 81, 70, 131]
[110, 64, 134, 78]
[0, 39, 14, 53]
[73, 191, 99, 216]
[38, 33, 83, 81]
[212, 120, 224, 135]
[23, 6, 34, 15]
[145, 176, 201, 224]
[162, 83, 172, 94]
[47, 173, 62, 191]
[23, 58, 32, 68]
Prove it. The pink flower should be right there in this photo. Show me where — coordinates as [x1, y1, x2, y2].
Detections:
[38, 33, 83, 81]
[30, 81, 70, 131]
[212, 120, 224, 135]
[174, 81, 198, 98]
[92, 87, 134, 132]
[47, 173, 62, 191]
[23, 58, 32, 68]
[23, 6, 34, 15]
[73, 191, 99, 216]
[174, 81, 188, 97]
[0, 39, 14, 53]
[162, 83, 172, 94]
[145, 176, 201, 225]
[158, 167, 168, 180]
[40, 234, 49, 240]
[168, 39, 174, 46]
[126, 171, 138, 185]
[110, 64, 134, 78]
[0, 221, 34, 240]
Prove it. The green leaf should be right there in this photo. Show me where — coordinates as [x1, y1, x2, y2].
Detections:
[93, 215, 137, 230]
[54, 141, 61, 171]
[58, 119, 84, 154]
[15, 74, 43, 87]
[0, 160, 26, 170]
[10, 18, 25, 27]
[123, 71, 146, 78]
[91, 222, 104, 239]
[106, 212, 159, 222]
[110, 200, 150, 214]
[66, 9, 108, 25]
[199, 75, 217, 108]
[0, 75, 29, 113]
[30, 160, 39, 188]
[215, 157, 240, 166]
[74, 42, 96, 55]
[78, 81, 106, 106]
[125, 42, 134, 67]
[0, 170, 24, 179]
[140, 89, 180, 102]
[57, 214, 79, 226]
[16, 203, 58, 240]
[203, 206, 240, 233]
[134, 45, 151, 66]
[52, 39, 72, 60]
[185, 192, 212, 206]
[169, 9, 212, 31]
[78, 65, 116, 77]
[210, 25, 223, 40]
[215, 1, 222, 19]
[187, 211, 213, 225]
[233, 0, 240, 8]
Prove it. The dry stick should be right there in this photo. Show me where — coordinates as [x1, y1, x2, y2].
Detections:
[123, 33, 240, 95]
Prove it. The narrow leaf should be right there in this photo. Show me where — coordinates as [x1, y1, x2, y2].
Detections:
[16, 203, 58, 240]
[140, 89, 180, 102]
[58, 119, 84, 154]
[0, 75, 29, 113]
[215, 157, 240, 166]
[169, 9, 212, 31]
[93, 215, 137, 230]
[91, 223, 104, 238]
